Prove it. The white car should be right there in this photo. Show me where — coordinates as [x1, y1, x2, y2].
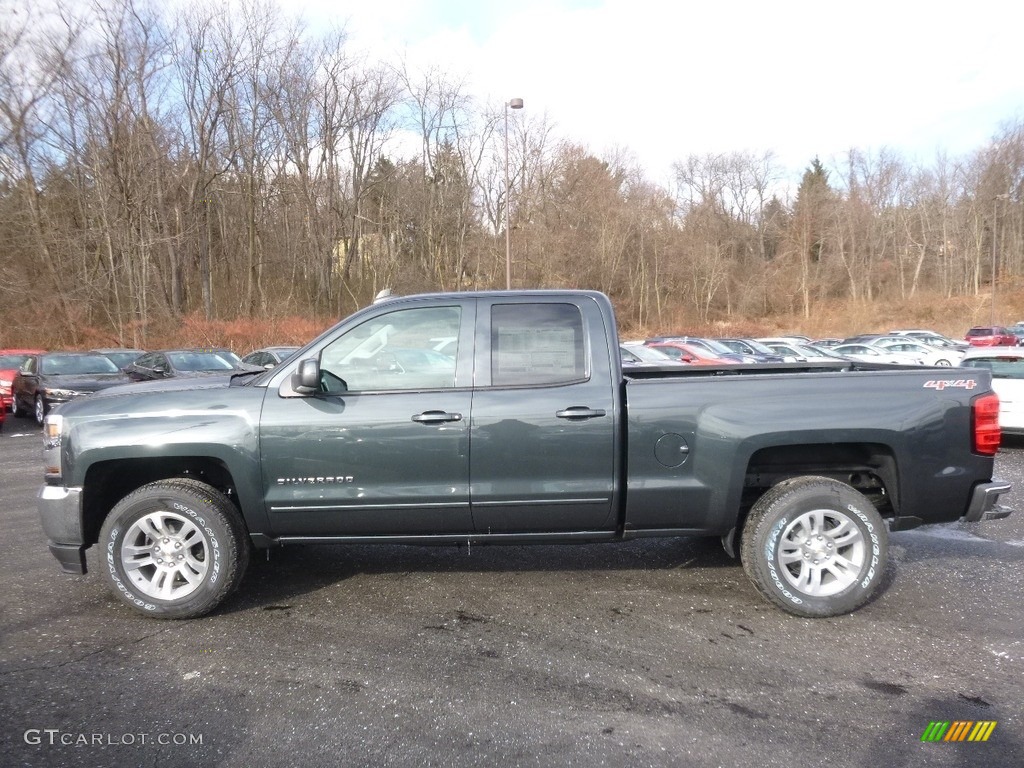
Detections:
[830, 343, 921, 365]
[869, 338, 962, 366]
[960, 347, 1024, 435]
[888, 329, 970, 349]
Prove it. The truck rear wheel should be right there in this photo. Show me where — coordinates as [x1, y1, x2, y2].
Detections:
[740, 476, 887, 618]
[98, 479, 250, 619]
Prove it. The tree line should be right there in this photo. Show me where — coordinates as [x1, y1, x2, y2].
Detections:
[1, 0, 1022, 347]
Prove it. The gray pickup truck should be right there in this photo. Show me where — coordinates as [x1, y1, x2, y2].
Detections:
[38, 290, 1012, 619]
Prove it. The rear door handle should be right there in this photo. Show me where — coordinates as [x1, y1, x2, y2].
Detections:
[555, 407, 607, 420]
[412, 410, 463, 424]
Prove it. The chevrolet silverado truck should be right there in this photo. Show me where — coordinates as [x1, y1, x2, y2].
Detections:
[37, 290, 1013, 619]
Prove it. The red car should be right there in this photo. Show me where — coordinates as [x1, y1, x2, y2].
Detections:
[965, 326, 1018, 346]
[0, 349, 45, 413]
[646, 341, 734, 365]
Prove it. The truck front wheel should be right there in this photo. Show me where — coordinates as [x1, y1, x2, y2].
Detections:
[98, 479, 250, 619]
[740, 476, 888, 618]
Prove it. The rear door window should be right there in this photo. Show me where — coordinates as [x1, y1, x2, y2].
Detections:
[490, 303, 586, 387]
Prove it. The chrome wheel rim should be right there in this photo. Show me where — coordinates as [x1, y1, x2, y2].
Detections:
[34, 396, 45, 424]
[777, 508, 865, 596]
[121, 511, 209, 600]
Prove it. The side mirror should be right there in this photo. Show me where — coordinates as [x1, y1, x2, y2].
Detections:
[292, 358, 320, 394]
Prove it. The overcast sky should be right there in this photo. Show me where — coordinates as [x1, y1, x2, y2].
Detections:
[289, 0, 1024, 187]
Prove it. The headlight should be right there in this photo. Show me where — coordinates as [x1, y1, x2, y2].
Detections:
[43, 414, 63, 478]
[0, 378, 11, 388]
[43, 388, 80, 399]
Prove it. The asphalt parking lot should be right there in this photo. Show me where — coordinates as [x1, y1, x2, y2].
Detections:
[2, 421, 1023, 767]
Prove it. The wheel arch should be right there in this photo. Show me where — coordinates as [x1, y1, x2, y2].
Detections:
[722, 442, 897, 558]
[82, 457, 247, 548]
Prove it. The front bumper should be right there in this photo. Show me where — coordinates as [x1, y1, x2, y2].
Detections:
[37, 484, 87, 574]
[964, 480, 1014, 522]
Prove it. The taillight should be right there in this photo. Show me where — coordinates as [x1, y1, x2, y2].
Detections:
[972, 393, 1001, 455]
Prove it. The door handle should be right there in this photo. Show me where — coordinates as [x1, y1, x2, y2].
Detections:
[555, 407, 607, 420]
[412, 410, 463, 424]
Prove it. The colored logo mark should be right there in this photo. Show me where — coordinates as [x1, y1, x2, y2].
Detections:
[921, 721, 997, 742]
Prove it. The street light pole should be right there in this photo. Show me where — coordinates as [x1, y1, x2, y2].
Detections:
[504, 97, 523, 290]
[992, 193, 1010, 326]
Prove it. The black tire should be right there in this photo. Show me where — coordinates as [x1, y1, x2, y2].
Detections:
[34, 394, 47, 426]
[11, 392, 24, 418]
[740, 476, 888, 618]
[98, 478, 250, 619]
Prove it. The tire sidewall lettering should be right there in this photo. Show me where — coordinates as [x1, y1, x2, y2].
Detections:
[846, 503, 881, 589]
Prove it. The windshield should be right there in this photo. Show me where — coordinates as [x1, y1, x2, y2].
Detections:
[962, 356, 1024, 378]
[624, 344, 673, 362]
[0, 354, 32, 368]
[797, 343, 847, 359]
[100, 351, 142, 368]
[741, 339, 779, 356]
[167, 351, 237, 372]
[698, 339, 738, 355]
[40, 354, 120, 375]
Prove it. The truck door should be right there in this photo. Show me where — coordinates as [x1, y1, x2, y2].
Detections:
[469, 297, 618, 533]
[260, 301, 475, 536]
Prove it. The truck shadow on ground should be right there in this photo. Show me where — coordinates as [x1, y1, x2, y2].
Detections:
[222, 533, 908, 618]
[226, 536, 743, 615]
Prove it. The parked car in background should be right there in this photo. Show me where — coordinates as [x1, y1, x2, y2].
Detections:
[660, 337, 760, 364]
[829, 344, 920, 365]
[124, 349, 253, 382]
[0, 348, 45, 412]
[758, 335, 818, 346]
[889, 329, 970, 349]
[619, 343, 683, 367]
[1007, 325, 1024, 345]
[965, 326, 1018, 346]
[645, 341, 738, 365]
[798, 343, 854, 361]
[11, 351, 129, 425]
[241, 346, 301, 369]
[714, 338, 785, 363]
[757, 340, 806, 361]
[761, 341, 847, 363]
[869, 338, 962, 366]
[960, 347, 1024, 435]
[91, 348, 146, 370]
[646, 338, 752, 363]
[840, 333, 887, 345]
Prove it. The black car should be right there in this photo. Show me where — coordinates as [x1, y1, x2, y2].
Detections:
[124, 349, 254, 382]
[12, 352, 129, 425]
